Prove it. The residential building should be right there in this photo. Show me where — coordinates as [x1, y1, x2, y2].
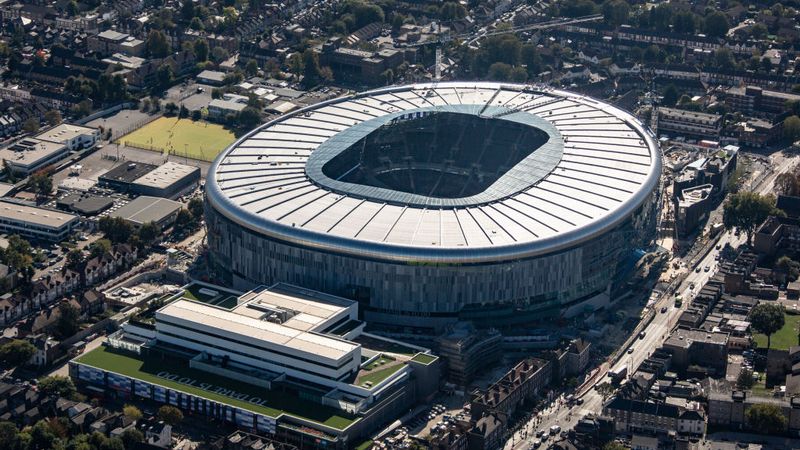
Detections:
[657, 108, 722, 139]
[87, 30, 145, 56]
[470, 358, 552, 420]
[723, 86, 800, 118]
[662, 328, 729, 375]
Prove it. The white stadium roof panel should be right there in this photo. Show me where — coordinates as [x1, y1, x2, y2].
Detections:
[206, 82, 661, 263]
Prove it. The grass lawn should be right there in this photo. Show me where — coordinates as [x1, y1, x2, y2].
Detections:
[753, 313, 800, 351]
[75, 346, 356, 429]
[117, 117, 235, 162]
[363, 354, 395, 371]
[411, 353, 437, 365]
[356, 364, 404, 387]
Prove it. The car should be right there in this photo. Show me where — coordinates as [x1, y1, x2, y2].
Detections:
[627, 347, 634, 354]
[196, 87, 205, 93]
[660, 306, 668, 313]
[695, 267, 701, 273]
[689, 282, 696, 290]
[576, 398, 584, 405]
[716, 244, 722, 250]
[704, 266, 710, 272]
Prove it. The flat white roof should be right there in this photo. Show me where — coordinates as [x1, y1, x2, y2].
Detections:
[159, 299, 358, 361]
[0, 138, 64, 169]
[132, 161, 199, 189]
[207, 82, 661, 263]
[233, 284, 352, 332]
[0, 200, 78, 229]
[36, 124, 97, 144]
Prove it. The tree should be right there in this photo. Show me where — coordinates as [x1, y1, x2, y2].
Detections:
[120, 428, 144, 448]
[67, 0, 79, 16]
[65, 249, 84, 271]
[300, 49, 322, 88]
[603, 443, 626, 450]
[703, 11, 730, 38]
[164, 102, 179, 116]
[776, 256, 800, 281]
[137, 221, 159, 246]
[179, 105, 189, 118]
[487, 62, 513, 81]
[723, 192, 779, 245]
[157, 405, 184, 426]
[27, 171, 53, 197]
[737, 367, 755, 389]
[596, 382, 615, 399]
[155, 64, 174, 91]
[662, 84, 679, 107]
[439, 2, 467, 21]
[714, 48, 734, 69]
[775, 172, 800, 197]
[23, 117, 40, 133]
[188, 197, 204, 219]
[245, 59, 259, 77]
[44, 110, 62, 126]
[123, 405, 143, 422]
[55, 302, 80, 339]
[602, 0, 630, 28]
[750, 303, 785, 350]
[89, 239, 112, 258]
[0, 339, 36, 367]
[174, 208, 195, 231]
[194, 39, 209, 62]
[38, 375, 77, 398]
[784, 116, 800, 142]
[746, 403, 786, 434]
[146, 30, 170, 58]
[0, 422, 21, 450]
[99, 216, 133, 244]
[238, 107, 262, 130]
[350, 2, 384, 28]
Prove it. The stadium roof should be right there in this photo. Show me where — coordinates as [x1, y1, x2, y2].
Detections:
[207, 82, 661, 263]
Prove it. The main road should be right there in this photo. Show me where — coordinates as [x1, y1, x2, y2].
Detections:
[505, 151, 795, 450]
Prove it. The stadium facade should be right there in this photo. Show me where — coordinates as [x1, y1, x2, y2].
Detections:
[205, 82, 662, 332]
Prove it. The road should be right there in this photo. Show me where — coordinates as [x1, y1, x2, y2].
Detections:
[505, 151, 796, 449]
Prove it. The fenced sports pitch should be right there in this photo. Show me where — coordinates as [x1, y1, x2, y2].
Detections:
[116, 117, 236, 162]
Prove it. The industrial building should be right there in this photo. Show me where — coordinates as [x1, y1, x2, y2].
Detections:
[0, 200, 79, 241]
[99, 161, 199, 199]
[205, 82, 662, 332]
[109, 196, 182, 229]
[70, 283, 441, 449]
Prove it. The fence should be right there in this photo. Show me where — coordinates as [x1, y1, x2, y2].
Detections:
[112, 113, 162, 141]
[75, 102, 136, 125]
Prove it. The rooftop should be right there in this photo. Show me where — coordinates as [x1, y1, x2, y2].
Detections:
[207, 82, 661, 264]
[73, 345, 357, 429]
[109, 196, 182, 226]
[99, 161, 159, 184]
[36, 124, 96, 144]
[0, 138, 65, 168]
[0, 200, 78, 228]
[132, 161, 200, 189]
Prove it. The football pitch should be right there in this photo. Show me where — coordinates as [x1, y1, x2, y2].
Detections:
[117, 117, 236, 162]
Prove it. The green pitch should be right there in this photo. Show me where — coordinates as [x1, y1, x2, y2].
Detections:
[117, 117, 235, 162]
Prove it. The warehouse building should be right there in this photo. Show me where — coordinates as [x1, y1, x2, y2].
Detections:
[130, 162, 200, 199]
[109, 196, 182, 229]
[0, 200, 79, 242]
[0, 123, 99, 176]
[98, 162, 159, 193]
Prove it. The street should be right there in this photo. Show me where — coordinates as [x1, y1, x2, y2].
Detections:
[505, 150, 796, 450]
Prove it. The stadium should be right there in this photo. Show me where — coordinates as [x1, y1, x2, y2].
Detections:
[205, 82, 662, 332]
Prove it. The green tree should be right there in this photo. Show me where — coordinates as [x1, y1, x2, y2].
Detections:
[596, 382, 615, 399]
[67, 0, 79, 16]
[174, 208, 195, 231]
[301, 49, 322, 88]
[164, 102, 179, 116]
[774, 172, 800, 197]
[137, 221, 159, 245]
[487, 62, 513, 81]
[55, 302, 80, 339]
[439, 2, 467, 20]
[238, 107, 262, 130]
[350, 2, 384, 28]
[123, 405, 143, 422]
[23, 117, 40, 133]
[245, 59, 259, 77]
[99, 216, 133, 244]
[120, 428, 144, 448]
[38, 375, 77, 398]
[65, 249, 84, 271]
[602, 0, 630, 28]
[146, 30, 170, 58]
[714, 48, 734, 69]
[188, 197, 204, 219]
[28, 171, 53, 197]
[156, 64, 174, 91]
[157, 405, 184, 426]
[89, 239, 112, 258]
[723, 192, 779, 245]
[662, 84, 679, 106]
[746, 403, 786, 434]
[0, 339, 36, 367]
[44, 110, 62, 126]
[0, 422, 20, 450]
[737, 367, 755, 389]
[784, 116, 800, 142]
[603, 443, 626, 450]
[750, 303, 785, 350]
[703, 11, 730, 38]
[776, 256, 800, 281]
